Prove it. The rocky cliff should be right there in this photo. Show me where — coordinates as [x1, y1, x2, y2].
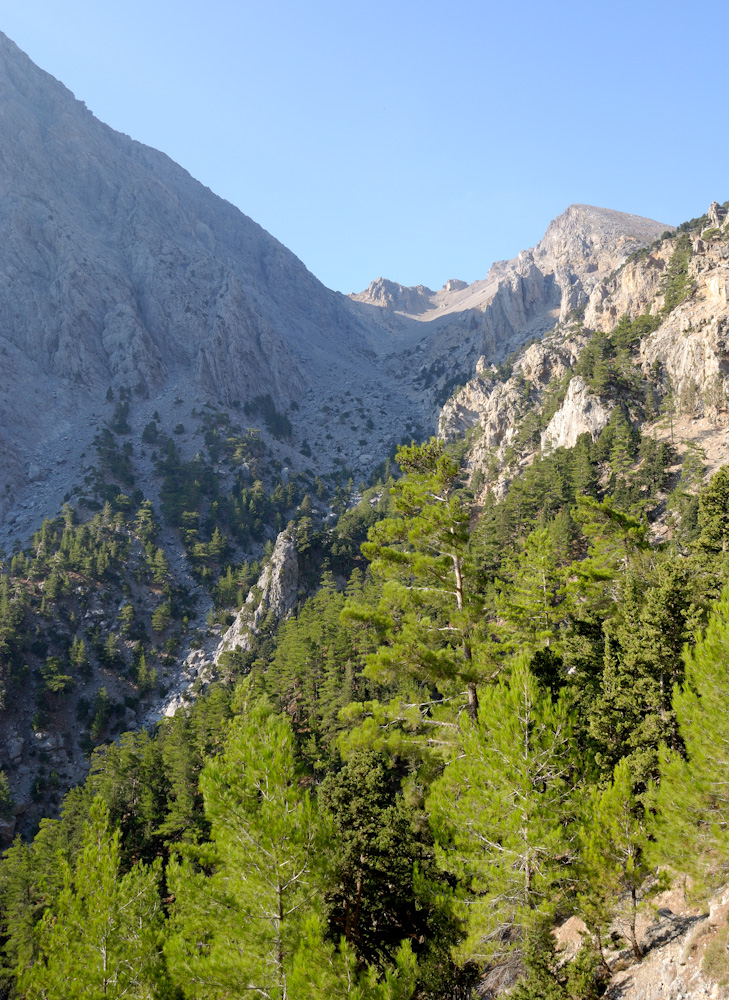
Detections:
[145, 530, 300, 725]
[354, 205, 669, 423]
[439, 207, 729, 498]
[639, 239, 729, 414]
[541, 376, 613, 454]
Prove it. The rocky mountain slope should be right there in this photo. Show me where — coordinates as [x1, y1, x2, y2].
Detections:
[440, 205, 729, 502]
[4, 35, 729, 1000]
[0, 32, 708, 849]
[353, 204, 669, 414]
[0, 31, 671, 534]
[0, 29, 419, 521]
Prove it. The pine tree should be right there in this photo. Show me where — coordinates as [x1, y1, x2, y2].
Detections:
[151, 601, 171, 633]
[346, 438, 482, 719]
[136, 653, 157, 694]
[118, 602, 135, 637]
[165, 698, 332, 999]
[578, 758, 651, 961]
[319, 750, 454, 971]
[697, 465, 729, 553]
[609, 410, 637, 483]
[428, 655, 578, 970]
[17, 797, 164, 999]
[653, 586, 729, 893]
[87, 730, 167, 868]
[589, 562, 703, 789]
[571, 433, 599, 499]
[151, 547, 169, 585]
[496, 528, 566, 651]
[659, 374, 676, 445]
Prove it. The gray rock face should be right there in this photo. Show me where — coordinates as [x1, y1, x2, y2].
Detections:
[0, 31, 416, 505]
[584, 243, 672, 332]
[541, 376, 613, 453]
[350, 278, 436, 315]
[140, 530, 299, 725]
[352, 205, 670, 423]
[439, 338, 577, 476]
[707, 200, 728, 230]
[639, 239, 729, 416]
[217, 530, 299, 660]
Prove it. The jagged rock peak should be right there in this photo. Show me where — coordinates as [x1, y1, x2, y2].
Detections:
[707, 200, 728, 230]
[350, 277, 436, 315]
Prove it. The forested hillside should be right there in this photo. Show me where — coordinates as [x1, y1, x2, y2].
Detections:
[2, 205, 729, 998]
[3, 413, 729, 997]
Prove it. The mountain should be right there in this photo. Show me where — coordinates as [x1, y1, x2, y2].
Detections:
[440, 204, 729, 505]
[0, 30, 671, 539]
[0, 30, 419, 529]
[4, 34, 729, 1000]
[0, 32, 691, 837]
[351, 204, 670, 420]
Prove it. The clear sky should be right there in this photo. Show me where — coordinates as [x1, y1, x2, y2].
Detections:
[3, 1, 728, 294]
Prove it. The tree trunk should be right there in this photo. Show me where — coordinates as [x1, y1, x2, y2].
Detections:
[629, 887, 642, 960]
[467, 681, 479, 721]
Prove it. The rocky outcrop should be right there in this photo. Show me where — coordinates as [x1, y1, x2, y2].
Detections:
[443, 215, 729, 501]
[640, 238, 729, 417]
[541, 376, 612, 453]
[147, 530, 300, 722]
[530, 204, 670, 324]
[358, 206, 670, 423]
[216, 530, 299, 660]
[439, 339, 576, 473]
[350, 278, 436, 315]
[584, 242, 673, 332]
[707, 200, 728, 231]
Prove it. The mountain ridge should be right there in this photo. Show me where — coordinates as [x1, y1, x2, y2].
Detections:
[0, 30, 671, 537]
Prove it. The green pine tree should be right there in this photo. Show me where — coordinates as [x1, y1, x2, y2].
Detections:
[346, 438, 482, 719]
[496, 528, 566, 651]
[17, 797, 164, 999]
[578, 758, 652, 961]
[428, 655, 578, 970]
[165, 697, 333, 999]
[653, 585, 729, 894]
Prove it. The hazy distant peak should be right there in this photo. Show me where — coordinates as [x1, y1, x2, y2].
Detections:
[350, 277, 436, 314]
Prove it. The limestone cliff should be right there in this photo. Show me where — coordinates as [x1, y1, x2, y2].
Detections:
[440, 207, 729, 499]
[584, 242, 673, 331]
[216, 530, 299, 662]
[541, 376, 613, 454]
[439, 338, 578, 476]
[355, 205, 669, 421]
[639, 239, 729, 415]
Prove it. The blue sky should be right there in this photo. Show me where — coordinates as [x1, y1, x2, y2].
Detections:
[3, 1, 728, 293]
